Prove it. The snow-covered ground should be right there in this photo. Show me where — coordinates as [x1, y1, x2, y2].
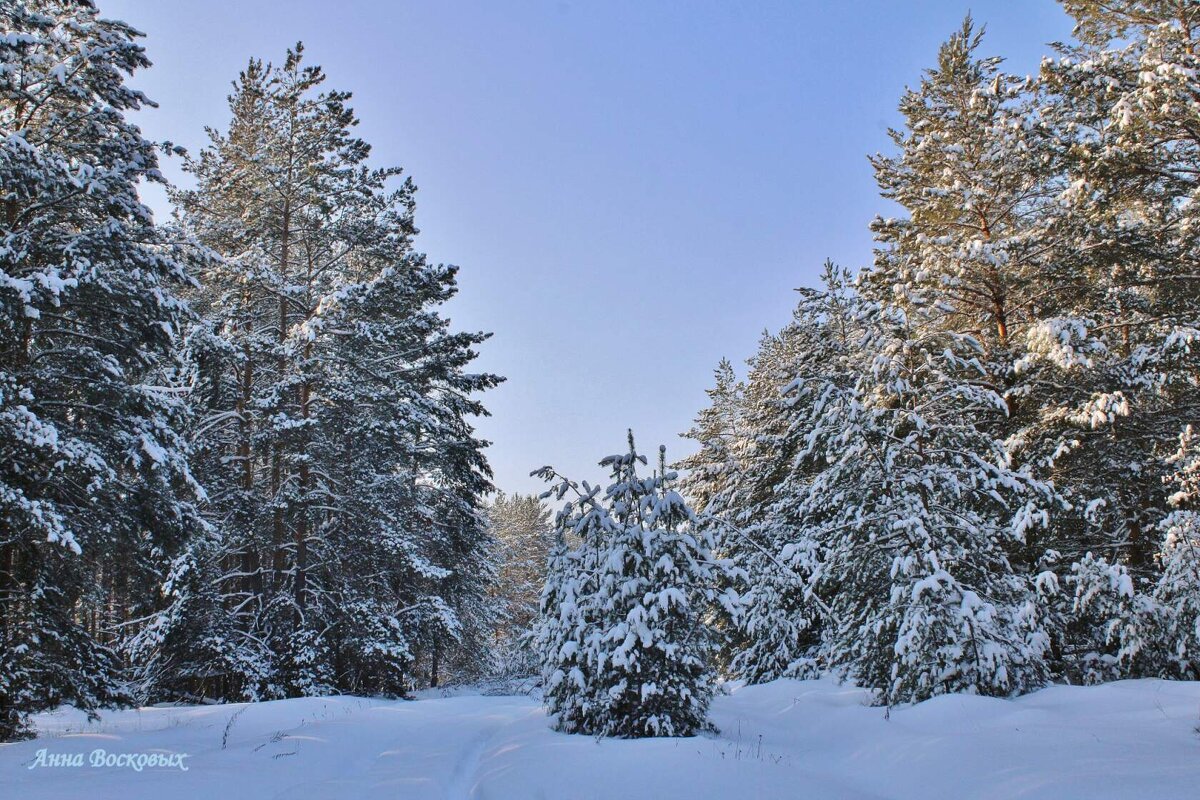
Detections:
[2, 677, 1198, 799]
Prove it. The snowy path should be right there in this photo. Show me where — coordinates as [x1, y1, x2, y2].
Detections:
[2, 678, 1199, 799]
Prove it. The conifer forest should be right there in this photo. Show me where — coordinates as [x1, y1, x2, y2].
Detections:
[2, 2, 1200, 798]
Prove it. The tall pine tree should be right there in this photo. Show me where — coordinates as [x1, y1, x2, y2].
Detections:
[134, 45, 501, 700]
[0, 0, 202, 739]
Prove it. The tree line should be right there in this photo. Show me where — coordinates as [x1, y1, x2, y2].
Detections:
[680, 2, 1200, 705]
[0, 1, 505, 740]
[534, 0, 1200, 738]
[5, 0, 1200, 747]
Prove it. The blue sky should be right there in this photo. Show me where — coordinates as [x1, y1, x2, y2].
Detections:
[103, 0, 1075, 496]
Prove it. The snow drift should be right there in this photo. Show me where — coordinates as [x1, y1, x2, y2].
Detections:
[1, 677, 1197, 799]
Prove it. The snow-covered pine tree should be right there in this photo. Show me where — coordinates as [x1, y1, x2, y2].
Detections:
[128, 59, 277, 701]
[1028, 0, 1200, 678]
[0, 0, 203, 738]
[801, 297, 1055, 704]
[155, 44, 500, 699]
[678, 358, 750, 673]
[866, 18, 1075, 559]
[678, 359, 744, 520]
[863, 13, 1174, 684]
[319, 249, 501, 691]
[716, 262, 859, 683]
[161, 48, 350, 699]
[1147, 425, 1200, 679]
[486, 492, 555, 677]
[534, 434, 731, 738]
[848, 27, 1064, 697]
[867, 17, 1072, 380]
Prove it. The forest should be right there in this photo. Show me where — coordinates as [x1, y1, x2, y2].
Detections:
[2, 0, 1200, 756]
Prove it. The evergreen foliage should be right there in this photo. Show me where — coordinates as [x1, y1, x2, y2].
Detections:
[534, 434, 735, 737]
[0, 0, 204, 739]
[145, 45, 502, 700]
[682, 2, 1200, 702]
[486, 492, 555, 677]
[10, 0, 1200, 743]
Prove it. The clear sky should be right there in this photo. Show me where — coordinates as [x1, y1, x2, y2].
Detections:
[102, 0, 1076, 497]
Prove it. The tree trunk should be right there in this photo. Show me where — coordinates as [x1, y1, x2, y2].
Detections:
[271, 201, 292, 590]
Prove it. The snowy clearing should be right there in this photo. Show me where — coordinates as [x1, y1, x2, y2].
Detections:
[1, 677, 1198, 799]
